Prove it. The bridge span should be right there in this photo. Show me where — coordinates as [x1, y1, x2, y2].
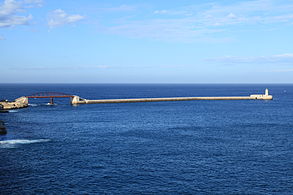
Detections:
[0, 92, 75, 110]
[26, 92, 74, 105]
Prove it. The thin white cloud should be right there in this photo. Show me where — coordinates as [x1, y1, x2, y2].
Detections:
[273, 53, 293, 58]
[48, 9, 85, 28]
[0, 35, 4, 40]
[207, 53, 293, 64]
[94, 65, 110, 69]
[269, 68, 293, 72]
[197, 0, 293, 26]
[107, 18, 225, 42]
[102, 5, 136, 12]
[23, 0, 42, 8]
[153, 9, 191, 16]
[0, 0, 41, 27]
[106, 0, 293, 42]
[8, 64, 110, 71]
[154, 10, 168, 14]
[24, 0, 42, 4]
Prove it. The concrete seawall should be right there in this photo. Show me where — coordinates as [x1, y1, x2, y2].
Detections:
[71, 89, 273, 104]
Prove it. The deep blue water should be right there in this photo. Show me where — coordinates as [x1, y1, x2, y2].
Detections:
[0, 84, 292, 194]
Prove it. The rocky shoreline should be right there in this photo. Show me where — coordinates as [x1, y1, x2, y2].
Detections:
[0, 97, 28, 110]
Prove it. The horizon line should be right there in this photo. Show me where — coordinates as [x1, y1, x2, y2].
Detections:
[0, 82, 293, 85]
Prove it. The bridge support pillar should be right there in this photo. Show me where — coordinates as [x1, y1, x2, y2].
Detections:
[50, 98, 54, 105]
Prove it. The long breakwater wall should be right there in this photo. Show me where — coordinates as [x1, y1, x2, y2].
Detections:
[0, 89, 273, 110]
[71, 89, 273, 104]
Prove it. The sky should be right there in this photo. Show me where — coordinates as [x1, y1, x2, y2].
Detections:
[0, 0, 293, 83]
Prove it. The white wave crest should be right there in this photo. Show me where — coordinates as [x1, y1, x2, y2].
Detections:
[0, 139, 50, 148]
[28, 104, 38, 106]
[8, 110, 18, 113]
[46, 103, 57, 106]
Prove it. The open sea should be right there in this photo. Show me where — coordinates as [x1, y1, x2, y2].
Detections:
[0, 84, 292, 194]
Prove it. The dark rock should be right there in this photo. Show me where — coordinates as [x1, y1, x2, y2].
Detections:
[0, 104, 8, 113]
[0, 120, 7, 135]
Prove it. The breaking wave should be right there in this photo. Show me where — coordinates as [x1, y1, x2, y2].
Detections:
[0, 139, 50, 148]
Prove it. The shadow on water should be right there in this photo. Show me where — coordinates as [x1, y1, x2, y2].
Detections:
[0, 120, 7, 135]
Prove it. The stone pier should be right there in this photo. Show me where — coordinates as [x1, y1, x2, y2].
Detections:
[71, 89, 273, 105]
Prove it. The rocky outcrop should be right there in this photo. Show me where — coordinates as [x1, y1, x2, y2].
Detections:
[0, 120, 7, 135]
[0, 96, 28, 110]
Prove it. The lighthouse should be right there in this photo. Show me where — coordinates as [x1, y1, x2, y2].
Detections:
[265, 88, 269, 96]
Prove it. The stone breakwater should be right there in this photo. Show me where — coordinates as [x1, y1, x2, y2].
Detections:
[71, 89, 273, 104]
[0, 89, 273, 109]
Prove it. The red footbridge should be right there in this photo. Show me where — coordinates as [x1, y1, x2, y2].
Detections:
[26, 92, 75, 104]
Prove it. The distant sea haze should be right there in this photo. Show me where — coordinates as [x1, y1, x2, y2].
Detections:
[0, 84, 292, 194]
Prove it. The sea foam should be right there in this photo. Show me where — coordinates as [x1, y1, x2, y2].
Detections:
[28, 103, 38, 107]
[8, 110, 18, 113]
[0, 139, 50, 148]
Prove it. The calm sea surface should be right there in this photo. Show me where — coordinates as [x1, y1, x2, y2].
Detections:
[0, 84, 292, 194]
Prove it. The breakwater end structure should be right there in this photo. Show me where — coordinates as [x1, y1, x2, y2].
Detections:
[0, 89, 273, 110]
[71, 89, 273, 104]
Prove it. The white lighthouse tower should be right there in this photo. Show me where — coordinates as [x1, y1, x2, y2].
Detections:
[265, 88, 269, 96]
[250, 88, 272, 100]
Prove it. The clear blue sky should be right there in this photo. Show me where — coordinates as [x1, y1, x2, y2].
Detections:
[0, 0, 293, 83]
